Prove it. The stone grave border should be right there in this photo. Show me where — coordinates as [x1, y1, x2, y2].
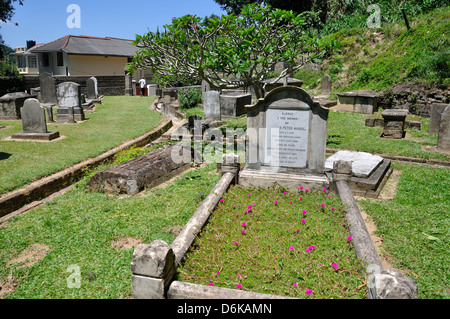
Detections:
[0, 118, 173, 219]
[131, 154, 418, 299]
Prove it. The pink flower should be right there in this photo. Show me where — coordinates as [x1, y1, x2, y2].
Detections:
[347, 236, 353, 241]
[233, 206, 236, 209]
[236, 284, 242, 289]
[217, 271, 220, 275]
[220, 199, 224, 202]
[299, 197, 303, 200]
[296, 229, 300, 233]
[293, 283, 298, 287]
[299, 186, 303, 190]
[305, 289, 313, 295]
[320, 203, 325, 207]
[274, 200, 278, 204]
[208, 282, 214, 286]
[323, 188, 327, 192]
[289, 246, 294, 251]
[301, 219, 306, 223]
[309, 245, 315, 250]
[233, 242, 239, 245]
[242, 222, 247, 227]
[248, 205, 253, 209]
[283, 191, 287, 195]
[302, 210, 307, 215]
[332, 262, 339, 270]
[289, 200, 293, 204]
[305, 189, 309, 193]
[328, 194, 332, 198]
[331, 207, 335, 211]
[235, 214, 239, 217]
[244, 210, 248, 214]
[306, 249, 310, 252]
[248, 193, 252, 196]
[241, 230, 246, 235]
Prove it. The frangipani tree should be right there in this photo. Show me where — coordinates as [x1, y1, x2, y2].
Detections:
[127, 3, 333, 99]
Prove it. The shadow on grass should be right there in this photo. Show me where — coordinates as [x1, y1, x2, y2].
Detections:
[326, 134, 342, 146]
[0, 152, 12, 160]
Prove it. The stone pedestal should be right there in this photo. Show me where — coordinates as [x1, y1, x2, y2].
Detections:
[381, 109, 408, 139]
[337, 90, 379, 114]
[220, 91, 252, 118]
[0, 92, 36, 120]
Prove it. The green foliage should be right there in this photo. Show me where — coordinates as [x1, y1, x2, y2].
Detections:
[128, 3, 329, 98]
[177, 87, 202, 108]
[293, 68, 321, 89]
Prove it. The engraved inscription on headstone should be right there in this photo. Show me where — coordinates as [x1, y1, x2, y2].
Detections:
[265, 109, 309, 167]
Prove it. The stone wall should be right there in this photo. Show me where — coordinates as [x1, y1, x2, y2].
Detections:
[23, 75, 127, 96]
[378, 83, 449, 117]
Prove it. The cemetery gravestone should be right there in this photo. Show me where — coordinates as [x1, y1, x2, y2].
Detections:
[337, 90, 379, 114]
[220, 91, 252, 118]
[321, 74, 331, 97]
[0, 92, 36, 120]
[39, 72, 57, 104]
[239, 86, 330, 190]
[56, 82, 85, 122]
[429, 103, 448, 135]
[86, 77, 98, 99]
[381, 109, 408, 139]
[11, 98, 59, 141]
[203, 91, 221, 121]
[437, 105, 450, 152]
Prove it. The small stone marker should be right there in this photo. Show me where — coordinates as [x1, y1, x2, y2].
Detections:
[429, 103, 448, 135]
[381, 109, 408, 139]
[239, 86, 330, 190]
[437, 105, 450, 152]
[321, 74, 331, 97]
[86, 77, 98, 99]
[325, 151, 383, 178]
[56, 82, 85, 122]
[11, 98, 59, 141]
[39, 72, 57, 104]
[203, 91, 221, 121]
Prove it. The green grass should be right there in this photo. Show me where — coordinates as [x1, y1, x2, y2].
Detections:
[357, 163, 450, 299]
[178, 186, 367, 299]
[0, 161, 220, 299]
[0, 96, 161, 195]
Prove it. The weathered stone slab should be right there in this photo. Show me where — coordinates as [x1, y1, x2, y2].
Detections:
[56, 82, 85, 122]
[325, 151, 384, 178]
[86, 77, 98, 99]
[381, 109, 408, 139]
[262, 77, 303, 93]
[39, 72, 57, 104]
[220, 91, 252, 118]
[11, 98, 60, 141]
[429, 103, 448, 135]
[437, 105, 450, 152]
[321, 74, 331, 97]
[0, 92, 36, 120]
[86, 143, 195, 195]
[337, 90, 379, 114]
[203, 91, 221, 121]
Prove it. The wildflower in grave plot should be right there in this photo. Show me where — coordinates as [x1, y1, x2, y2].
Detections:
[236, 284, 242, 289]
[305, 288, 313, 295]
[347, 236, 353, 241]
[332, 262, 339, 270]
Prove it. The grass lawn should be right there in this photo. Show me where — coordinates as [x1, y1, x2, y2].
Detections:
[0, 96, 161, 195]
[0, 161, 220, 299]
[178, 186, 366, 299]
[357, 163, 450, 299]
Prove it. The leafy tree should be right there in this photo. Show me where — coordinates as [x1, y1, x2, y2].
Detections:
[128, 3, 333, 99]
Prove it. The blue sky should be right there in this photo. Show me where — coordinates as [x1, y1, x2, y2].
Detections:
[1, 0, 226, 49]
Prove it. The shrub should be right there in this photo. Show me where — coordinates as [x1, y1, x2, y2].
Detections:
[178, 87, 202, 108]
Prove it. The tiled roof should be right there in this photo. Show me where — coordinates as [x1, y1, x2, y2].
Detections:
[30, 35, 137, 57]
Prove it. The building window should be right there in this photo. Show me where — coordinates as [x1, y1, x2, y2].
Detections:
[42, 53, 49, 67]
[17, 56, 26, 68]
[28, 56, 37, 68]
[57, 52, 64, 66]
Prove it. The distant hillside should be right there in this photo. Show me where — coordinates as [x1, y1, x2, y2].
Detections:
[294, 6, 449, 98]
